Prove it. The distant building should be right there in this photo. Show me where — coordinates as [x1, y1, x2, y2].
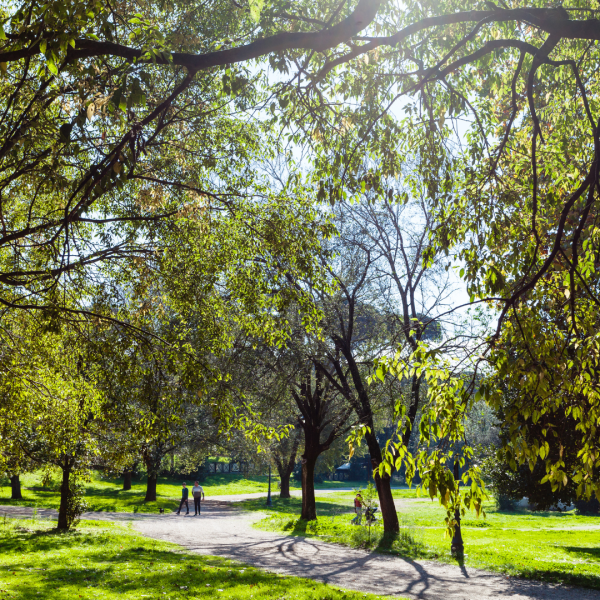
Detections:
[331, 457, 371, 481]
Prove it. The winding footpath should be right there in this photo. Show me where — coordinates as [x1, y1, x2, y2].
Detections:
[2, 497, 599, 600]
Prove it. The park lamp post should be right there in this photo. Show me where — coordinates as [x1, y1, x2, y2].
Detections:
[266, 461, 273, 507]
[451, 459, 464, 555]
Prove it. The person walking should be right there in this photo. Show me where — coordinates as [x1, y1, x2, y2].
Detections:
[192, 481, 205, 515]
[351, 492, 363, 525]
[176, 482, 190, 515]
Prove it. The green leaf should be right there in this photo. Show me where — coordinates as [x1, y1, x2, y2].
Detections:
[249, 0, 264, 23]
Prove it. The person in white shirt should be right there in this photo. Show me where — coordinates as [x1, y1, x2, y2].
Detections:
[192, 481, 205, 516]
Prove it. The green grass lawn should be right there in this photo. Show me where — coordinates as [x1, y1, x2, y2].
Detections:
[1, 471, 183, 514]
[243, 493, 600, 590]
[0, 471, 383, 514]
[0, 516, 405, 600]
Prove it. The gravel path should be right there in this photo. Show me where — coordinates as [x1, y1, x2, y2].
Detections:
[2, 501, 599, 600]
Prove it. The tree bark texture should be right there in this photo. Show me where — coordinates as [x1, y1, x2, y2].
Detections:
[10, 474, 22, 500]
[145, 473, 158, 502]
[123, 471, 132, 491]
[279, 472, 291, 499]
[301, 456, 317, 521]
[364, 425, 399, 534]
[143, 445, 167, 502]
[451, 460, 465, 554]
[0, 0, 385, 69]
[57, 465, 71, 530]
[402, 374, 422, 447]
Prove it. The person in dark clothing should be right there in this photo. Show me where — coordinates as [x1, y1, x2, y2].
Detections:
[176, 482, 189, 515]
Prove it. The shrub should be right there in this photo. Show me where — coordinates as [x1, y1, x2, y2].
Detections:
[496, 495, 517, 511]
[574, 497, 600, 515]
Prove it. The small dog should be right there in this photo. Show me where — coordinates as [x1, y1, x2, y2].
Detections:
[159, 508, 164, 514]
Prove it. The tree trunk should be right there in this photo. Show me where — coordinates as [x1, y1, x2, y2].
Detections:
[275, 439, 299, 500]
[365, 427, 399, 534]
[57, 465, 71, 530]
[279, 470, 291, 499]
[10, 475, 23, 500]
[10, 474, 22, 500]
[301, 455, 317, 521]
[343, 348, 400, 535]
[451, 460, 464, 554]
[374, 471, 398, 532]
[145, 473, 157, 502]
[402, 374, 422, 447]
[142, 448, 161, 502]
[123, 471, 132, 491]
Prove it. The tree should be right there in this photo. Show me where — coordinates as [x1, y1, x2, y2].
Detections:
[292, 365, 353, 520]
[272, 427, 302, 500]
[221, 316, 355, 514]
[290, 189, 467, 533]
[299, 206, 403, 533]
[0, 323, 104, 530]
[266, 0, 600, 526]
[1, 447, 33, 500]
[339, 191, 454, 451]
[91, 318, 213, 502]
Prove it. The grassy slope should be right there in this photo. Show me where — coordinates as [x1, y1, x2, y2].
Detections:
[242, 493, 600, 590]
[0, 472, 377, 514]
[0, 517, 405, 600]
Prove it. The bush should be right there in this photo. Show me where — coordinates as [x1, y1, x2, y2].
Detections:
[574, 497, 600, 515]
[481, 449, 577, 511]
[496, 495, 517, 511]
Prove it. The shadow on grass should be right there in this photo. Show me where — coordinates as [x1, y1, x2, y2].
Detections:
[235, 496, 353, 517]
[563, 546, 600, 559]
[264, 511, 431, 563]
[1, 526, 112, 554]
[1, 524, 372, 600]
[510, 565, 600, 590]
[486, 506, 583, 520]
[292, 519, 308, 535]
